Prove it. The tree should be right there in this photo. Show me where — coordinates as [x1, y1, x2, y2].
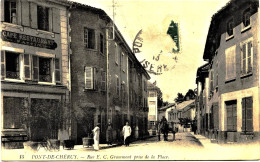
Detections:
[174, 93, 184, 103]
[185, 89, 196, 100]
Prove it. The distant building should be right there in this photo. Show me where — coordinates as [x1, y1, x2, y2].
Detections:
[168, 100, 195, 132]
[196, 0, 259, 143]
[147, 82, 162, 130]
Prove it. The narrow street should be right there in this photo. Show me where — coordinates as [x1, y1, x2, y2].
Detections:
[3, 132, 259, 160]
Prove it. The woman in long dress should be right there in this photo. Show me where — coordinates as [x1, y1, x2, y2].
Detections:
[122, 121, 131, 146]
[92, 123, 100, 151]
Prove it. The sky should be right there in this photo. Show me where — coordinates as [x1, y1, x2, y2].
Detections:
[73, 0, 230, 102]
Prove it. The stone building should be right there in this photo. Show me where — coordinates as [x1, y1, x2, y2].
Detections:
[196, 0, 259, 143]
[1, 0, 70, 147]
[68, 2, 150, 144]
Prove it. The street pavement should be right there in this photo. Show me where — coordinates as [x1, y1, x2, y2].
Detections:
[2, 132, 260, 161]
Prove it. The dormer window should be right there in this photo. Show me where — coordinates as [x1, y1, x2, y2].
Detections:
[37, 5, 49, 31]
[243, 8, 251, 28]
[227, 19, 234, 36]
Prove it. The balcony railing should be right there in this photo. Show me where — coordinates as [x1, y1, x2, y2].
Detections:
[39, 75, 52, 82]
[6, 71, 20, 79]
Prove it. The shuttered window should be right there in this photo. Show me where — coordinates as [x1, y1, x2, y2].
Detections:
[24, 54, 31, 80]
[37, 5, 49, 31]
[32, 56, 39, 81]
[242, 97, 253, 132]
[226, 100, 237, 131]
[85, 66, 96, 90]
[101, 71, 106, 91]
[100, 34, 104, 54]
[1, 51, 5, 79]
[210, 70, 214, 92]
[55, 58, 61, 83]
[241, 40, 253, 75]
[115, 43, 118, 65]
[5, 51, 20, 80]
[116, 75, 119, 96]
[225, 45, 236, 80]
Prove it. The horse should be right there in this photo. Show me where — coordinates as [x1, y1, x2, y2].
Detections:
[160, 121, 169, 141]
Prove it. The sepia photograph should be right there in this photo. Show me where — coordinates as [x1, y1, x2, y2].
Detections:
[0, 0, 260, 161]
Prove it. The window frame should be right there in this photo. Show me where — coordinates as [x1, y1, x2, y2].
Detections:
[115, 43, 119, 65]
[226, 18, 234, 40]
[240, 37, 253, 77]
[84, 66, 96, 90]
[4, 0, 18, 24]
[99, 33, 104, 54]
[84, 27, 96, 50]
[241, 7, 251, 32]
[226, 100, 237, 132]
[4, 51, 23, 81]
[37, 5, 50, 31]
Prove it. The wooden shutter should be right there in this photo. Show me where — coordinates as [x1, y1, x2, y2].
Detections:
[1, 0, 4, 21]
[93, 67, 97, 90]
[247, 41, 252, 73]
[30, 2, 37, 29]
[32, 55, 38, 81]
[1, 51, 5, 79]
[24, 54, 31, 80]
[246, 97, 253, 132]
[232, 103, 237, 131]
[55, 58, 61, 83]
[226, 104, 233, 131]
[21, 0, 30, 26]
[48, 8, 53, 32]
[241, 44, 246, 74]
[242, 97, 253, 132]
[85, 66, 93, 89]
[101, 71, 106, 91]
[52, 8, 60, 33]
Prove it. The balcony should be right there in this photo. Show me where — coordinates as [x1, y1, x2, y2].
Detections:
[39, 75, 52, 82]
[6, 71, 20, 80]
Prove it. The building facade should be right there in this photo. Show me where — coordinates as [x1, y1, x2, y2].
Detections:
[1, 0, 70, 147]
[196, 0, 259, 143]
[69, 2, 150, 144]
[147, 82, 162, 130]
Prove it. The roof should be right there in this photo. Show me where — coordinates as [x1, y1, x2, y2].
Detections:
[175, 100, 195, 110]
[159, 103, 175, 111]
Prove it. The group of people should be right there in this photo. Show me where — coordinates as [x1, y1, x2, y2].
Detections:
[92, 121, 132, 151]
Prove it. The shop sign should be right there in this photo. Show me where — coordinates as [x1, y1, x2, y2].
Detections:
[1, 30, 57, 50]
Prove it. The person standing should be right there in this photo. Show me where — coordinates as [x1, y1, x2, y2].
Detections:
[122, 121, 132, 146]
[92, 123, 100, 151]
[106, 122, 113, 145]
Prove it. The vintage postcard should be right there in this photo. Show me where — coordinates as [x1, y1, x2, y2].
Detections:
[1, 0, 260, 161]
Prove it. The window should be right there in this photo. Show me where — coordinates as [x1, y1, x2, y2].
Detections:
[4, 0, 17, 24]
[242, 97, 253, 132]
[149, 101, 156, 105]
[121, 82, 126, 100]
[101, 71, 106, 91]
[225, 45, 236, 81]
[149, 91, 156, 97]
[85, 66, 96, 90]
[227, 19, 234, 37]
[5, 51, 20, 79]
[116, 76, 120, 96]
[37, 5, 49, 31]
[115, 43, 118, 64]
[241, 39, 253, 75]
[100, 34, 104, 54]
[3, 97, 26, 129]
[210, 69, 214, 92]
[242, 8, 251, 28]
[216, 62, 218, 87]
[226, 100, 237, 131]
[54, 59, 61, 83]
[84, 28, 95, 49]
[39, 57, 52, 82]
[121, 52, 125, 72]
